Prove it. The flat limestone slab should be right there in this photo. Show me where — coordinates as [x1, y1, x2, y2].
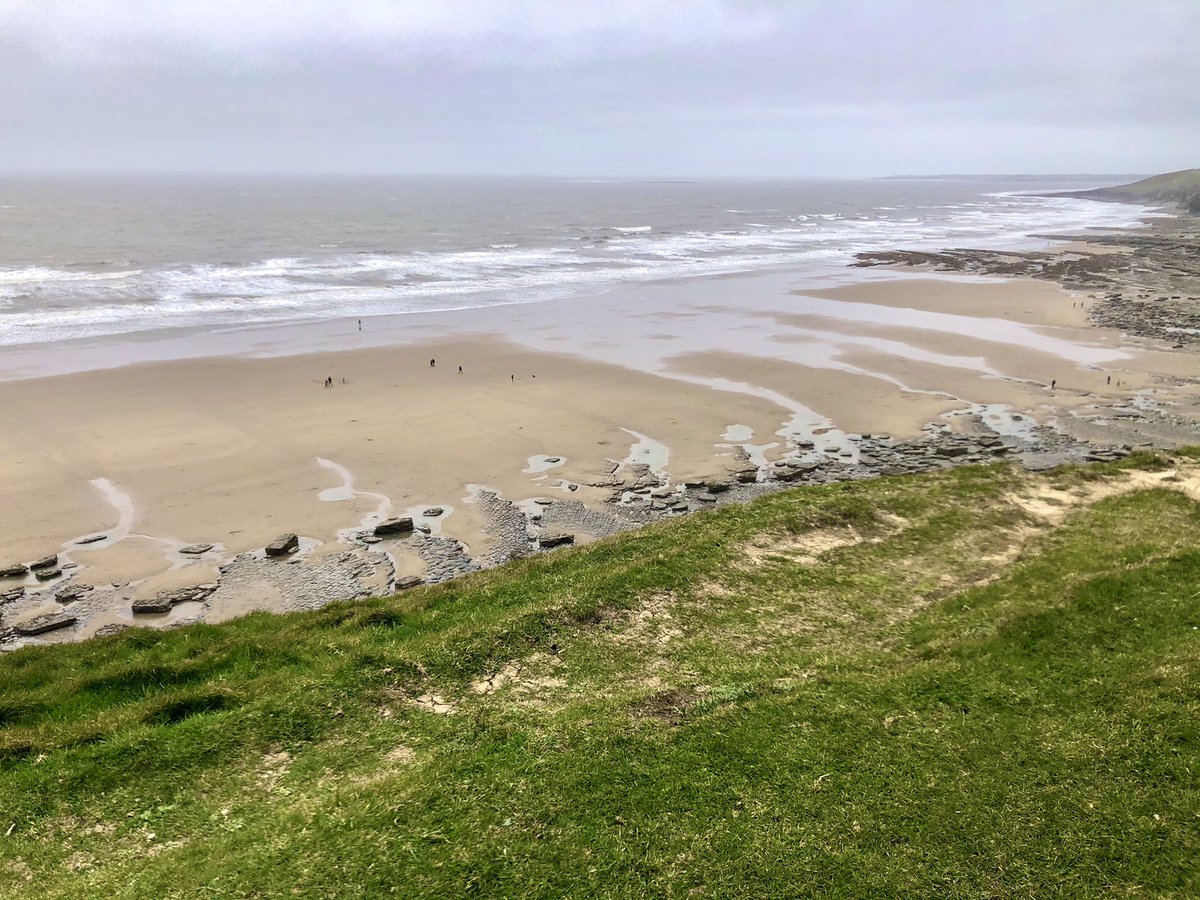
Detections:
[14, 610, 77, 636]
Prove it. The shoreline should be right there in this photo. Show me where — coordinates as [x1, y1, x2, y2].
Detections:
[3, 213, 1199, 649]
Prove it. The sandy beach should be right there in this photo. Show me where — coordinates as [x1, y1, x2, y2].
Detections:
[3, 236, 1199, 647]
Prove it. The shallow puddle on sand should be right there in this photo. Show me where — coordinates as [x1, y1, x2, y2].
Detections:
[523, 454, 567, 475]
[620, 428, 670, 474]
[316, 456, 395, 539]
[398, 505, 455, 536]
[946, 403, 1043, 441]
[721, 424, 754, 442]
[717, 423, 776, 478]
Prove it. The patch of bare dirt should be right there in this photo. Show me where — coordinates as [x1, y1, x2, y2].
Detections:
[633, 688, 698, 725]
[741, 526, 865, 567]
[607, 593, 683, 649]
[408, 693, 456, 715]
[470, 652, 566, 698]
[256, 749, 292, 792]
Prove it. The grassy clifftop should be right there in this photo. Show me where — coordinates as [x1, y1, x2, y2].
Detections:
[1076, 168, 1200, 211]
[2, 452, 1199, 897]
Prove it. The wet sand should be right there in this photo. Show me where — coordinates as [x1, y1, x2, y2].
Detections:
[2, 259, 1198, 644]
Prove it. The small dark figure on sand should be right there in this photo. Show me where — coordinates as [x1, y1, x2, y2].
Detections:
[458, 365, 462, 374]
[324, 376, 333, 388]
[358, 319, 362, 331]
[1050, 379, 1056, 390]
[430, 359, 436, 368]
[1107, 375, 1111, 385]
[511, 374, 514, 382]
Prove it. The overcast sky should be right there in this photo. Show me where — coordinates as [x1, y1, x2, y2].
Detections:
[1, 0, 1197, 177]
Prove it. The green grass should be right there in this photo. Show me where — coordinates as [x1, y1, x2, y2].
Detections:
[1095, 168, 1200, 205]
[2, 454, 1199, 897]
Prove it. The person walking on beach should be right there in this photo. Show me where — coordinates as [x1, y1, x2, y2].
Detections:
[1107, 375, 1112, 385]
[1050, 379, 1056, 390]
[324, 376, 333, 388]
[458, 365, 462, 374]
[430, 358, 436, 368]
[358, 319, 362, 331]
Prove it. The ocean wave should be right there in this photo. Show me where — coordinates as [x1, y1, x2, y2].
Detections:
[0, 194, 1157, 347]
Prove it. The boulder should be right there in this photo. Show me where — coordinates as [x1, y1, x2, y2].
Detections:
[734, 469, 759, 483]
[34, 566, 63, 582]
[422, 507, 444, 517]
[56, 583, 93, 604]
[29, 555, 58, 571]
[75, 534, 106, 545]
[538, 531, 575, 549]
[394, 575, 424, 591]
[179, 543, 214, 555]
[265, 533, 300, 556]
[14, 610, 76, 636]
[775, 462, 819, 482]
[373, 518, 413, 537]
[0, 563, 27, 578]
[131, 583, 213, 614]
[131, 595, 173, 614]
[0, 586, 24, 604]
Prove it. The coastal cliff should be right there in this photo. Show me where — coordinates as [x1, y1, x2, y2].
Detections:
[1060, 168, 1200, 212]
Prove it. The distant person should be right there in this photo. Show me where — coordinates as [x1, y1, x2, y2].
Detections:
[430, 358, 436, 368]
[324, 376, 333, 388]
[1107, 375, 1111, 385]
[358, 319, 362, 331]
[511, 374, 514, 382]
[1050, 379, 1056, 390]
[458, 365, 463, 374]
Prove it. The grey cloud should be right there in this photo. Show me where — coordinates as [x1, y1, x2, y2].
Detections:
[0, 0, 1196, 176]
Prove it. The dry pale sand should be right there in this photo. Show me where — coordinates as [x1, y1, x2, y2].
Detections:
[2, 267, 1197, 632]
[804, 276, 1097, 328]
[0, 336, 788, 582]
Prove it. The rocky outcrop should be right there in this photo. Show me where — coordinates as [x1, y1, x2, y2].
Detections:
[179, 543, 214, 555]
[13, 610, 77, 636]
[265, 533, 300, 556]
[373, 518, 414, 537]
[412, 534, 479, 584]
[0, 563, 27, 578]
[29, 555, 58, 571]
[537, 531, 575, 549]
[131, 583, 216, 615]
[56, 583, 93, 604]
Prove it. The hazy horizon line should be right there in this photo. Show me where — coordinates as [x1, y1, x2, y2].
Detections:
[0, 168, 1151, 182]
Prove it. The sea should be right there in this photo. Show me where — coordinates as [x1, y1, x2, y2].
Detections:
[0, 175, 1156, 348]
